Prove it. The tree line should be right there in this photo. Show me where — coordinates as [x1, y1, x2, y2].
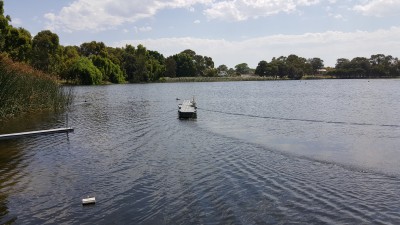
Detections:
[254, 54, 400, 79]
[1, 1, 400, 84]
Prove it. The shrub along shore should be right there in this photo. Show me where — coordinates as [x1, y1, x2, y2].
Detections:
[0, 54, 72, 120]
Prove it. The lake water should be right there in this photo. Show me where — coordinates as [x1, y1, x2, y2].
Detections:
[1, 80, 400, 224]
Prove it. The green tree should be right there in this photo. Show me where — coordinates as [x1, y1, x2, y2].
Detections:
[173, 53, 196, 77]
[194, 55, 206, 76]
[235, 63, 250, 74]
[59, 45, 80, 81]
[335, 58, 350, 69]
[308, 57, 324, 74]
[0, 1, 11, 51]
[107, 46, 124, 67]
[181, 49, 196, 58]
[134, 44, 149, 82]
[204, 56, 214, 69]
[67, 57, 102, 85]
[121, 45, 136, 82]
[350, 57, 370, 78]
[31, 30, 60, 73]
[204, 68, 217, 77]
[270, 57, 288, 78]
[146, 57, 165, 81]
[4, 27, 32, 62]
[80, 41, 107, 57]
[217, 64, 228, 72]
[165, 56, 176, 77]
[286, 54, 311, 76]
[255, 60, 268, 76]
[91, 55, 125, 83]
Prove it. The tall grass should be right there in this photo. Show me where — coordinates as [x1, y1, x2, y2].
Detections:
[0, 54, 72, 120]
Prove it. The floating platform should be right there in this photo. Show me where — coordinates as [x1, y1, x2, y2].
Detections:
[178, 99, 197, 119]
[0, 127, 74, 140]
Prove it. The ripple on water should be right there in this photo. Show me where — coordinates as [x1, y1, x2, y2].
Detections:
[1, 82, 400, 224]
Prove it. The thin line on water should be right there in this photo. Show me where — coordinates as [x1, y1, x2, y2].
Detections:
[198, 107, 400, 128]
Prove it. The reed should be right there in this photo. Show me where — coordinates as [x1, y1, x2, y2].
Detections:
[0, 54, 72, 119]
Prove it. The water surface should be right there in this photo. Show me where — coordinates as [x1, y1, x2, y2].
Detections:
[0, 80, 399, 224]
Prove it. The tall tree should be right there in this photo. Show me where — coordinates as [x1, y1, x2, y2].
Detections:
[235, 63, 250, 74]
[173, 53, 196, 77]
[217, 64, 228, 72]
[4, 27, 32, 62]
[122, 44, 136, 82]
[0, 1, 11, 51]
[181, 49, 196, 58]
[335, 58, 350, 69]
[91, 55, 125, 83]
[255, 60, 268, 76]
[80, 41, 107, 57]
[134, 44, 149, 82]
[308, 57, 324, 74]
[165, 56, 176, 77]
[31, 30, 60, 73]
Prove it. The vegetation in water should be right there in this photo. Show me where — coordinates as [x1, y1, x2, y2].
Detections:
[0, 54, 72, 119]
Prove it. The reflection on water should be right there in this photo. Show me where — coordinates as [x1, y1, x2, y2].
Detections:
[0, 81, 399, 224]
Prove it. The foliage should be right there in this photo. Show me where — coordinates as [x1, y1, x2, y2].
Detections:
[173, 52, 196, 77]
[80, 41, 107, 57]
[166, 50, 215, 78]
[217, 64, 228, 72]
[308, 57, 324, 74]
[0, 54, 71, 119]
[328, 54, 400, 78]
[164, 57, 176, 77]
[4, 27, 32, 62]
[31, 30, 60, 74]
[235, 63, 250, 74]
[91, 55, 125, 83]
[67, 57, 102, 85]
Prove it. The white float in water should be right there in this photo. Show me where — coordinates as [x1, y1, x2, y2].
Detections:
[82, 197, 96, 205]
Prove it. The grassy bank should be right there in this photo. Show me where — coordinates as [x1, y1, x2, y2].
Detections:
[0, 54, 72, 120]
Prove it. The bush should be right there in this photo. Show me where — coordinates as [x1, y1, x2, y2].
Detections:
[67, 57, 102, 85]
[91, 55, 125, 84]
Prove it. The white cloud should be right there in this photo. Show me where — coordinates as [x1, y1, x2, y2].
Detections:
[353, 0, 400, 17]
[134, 26, 153, 33]
[328, 13, 344, 20]
[113, 26, 400, 68]
[194, 19, 201, 24]
[204, 0, 320, 21]
[44, 0, 213, 32]
[45, 0, 324, 32]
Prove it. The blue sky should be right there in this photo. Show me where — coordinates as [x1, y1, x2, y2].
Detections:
[4, 0, 400, 68]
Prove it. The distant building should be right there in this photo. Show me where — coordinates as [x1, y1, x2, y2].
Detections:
[317, 69, 327, 74]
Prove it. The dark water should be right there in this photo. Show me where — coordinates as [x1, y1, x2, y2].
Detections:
[1, 80, 400, 224]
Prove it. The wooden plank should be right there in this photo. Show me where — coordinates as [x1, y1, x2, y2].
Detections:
[0, 127, 74, 140]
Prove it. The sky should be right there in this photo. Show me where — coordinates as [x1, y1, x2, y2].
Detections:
[4, 0, 400, 68]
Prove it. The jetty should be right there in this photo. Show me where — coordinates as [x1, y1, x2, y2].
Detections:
[178, 98, 197, 119]
[0, 127, 74, 140]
